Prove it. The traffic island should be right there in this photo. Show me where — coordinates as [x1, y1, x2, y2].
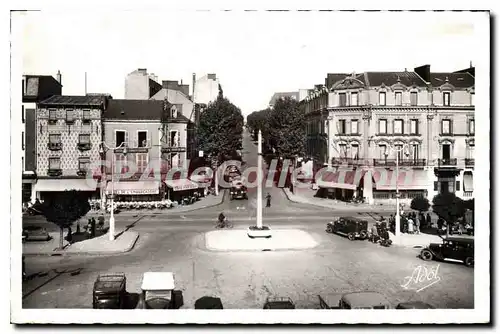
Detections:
[247, 225, 272, 238]
[205, 229, 318, 251]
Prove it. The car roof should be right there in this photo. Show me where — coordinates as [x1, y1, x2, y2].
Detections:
[444, 237, 474, 244]
[141, 272, 175, 291]
[339, 217, 367, 222]
[341, 292, 390, 307]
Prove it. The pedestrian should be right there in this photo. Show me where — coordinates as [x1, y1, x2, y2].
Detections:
[407, 216, 414, 234]
[76, 221, 81, 234]
[415, 214, 420, 234]
[266, 193, 272, 207]
[67, 226, 73, 244]
[426, 213, 432, 228]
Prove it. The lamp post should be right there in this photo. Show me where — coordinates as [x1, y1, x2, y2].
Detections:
[99, 141, 128, 241]
[390, 143, 409, 242]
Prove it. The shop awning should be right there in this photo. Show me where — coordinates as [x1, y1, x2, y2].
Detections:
[165, 179, 199, 192]
[373, 170, 428, 190]
[316, 169, 365, 190]
[463, 172, 473, 192]
[35, 179, 97, 192]
[106, 181, 160, 195]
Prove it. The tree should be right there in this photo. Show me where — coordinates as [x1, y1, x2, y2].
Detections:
[268, 97, 306, 161]
[40, 190, 91, 249]
[410, 196, 431, 213]
[432, 193, 466, 236]
[196, 96, 244, 167]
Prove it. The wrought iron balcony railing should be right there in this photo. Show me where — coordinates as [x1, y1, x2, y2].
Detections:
[438, 158, 458, 167]
[465, 158, 475, 166]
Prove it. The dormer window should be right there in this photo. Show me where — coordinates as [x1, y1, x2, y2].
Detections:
[395, 92, 402, 106]
[410, 92, 418, 106]
[351, 92, 358, 106]
[339, 93, 347, 107]
[443, 92, 451, 106]
[170, 106, 177, 118]
[379, 92, 386, 106]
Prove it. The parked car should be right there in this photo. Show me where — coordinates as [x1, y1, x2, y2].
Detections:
[92, 273, 127, 309]
[420, 236, 474, 267]
[326, 217, 368, 241]
[318, 291, 391, 309]
[22, 226, 51, 242]
[263, 296, 295, 309]
[136, 272, 183, 309]
[396, 301, 435, 309]
[230, 180, 248, 200]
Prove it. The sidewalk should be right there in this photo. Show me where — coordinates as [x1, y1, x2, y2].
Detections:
[283, 187, 395, 212]
[23, 230, 139, 256]
[389, 232, 443, 248]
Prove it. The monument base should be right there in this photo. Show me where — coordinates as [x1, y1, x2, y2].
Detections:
[247, 225, 272, 238]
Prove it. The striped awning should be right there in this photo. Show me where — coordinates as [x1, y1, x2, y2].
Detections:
[373, 170, 428, 190]
[165, 179, 199, 192]
[106, 181, 160, 195]
[35, 179, 97, 192]
[463, 172, 473, 192]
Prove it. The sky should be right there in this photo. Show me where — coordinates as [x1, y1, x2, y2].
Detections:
[17, 10, 483, 116]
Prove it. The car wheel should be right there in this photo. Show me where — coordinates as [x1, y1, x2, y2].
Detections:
[326, 227, 332, 233]
[347, 233, 355, 241]
[420, 249, 434, 261]
[359, 230, 368, 240]
[464, 257, 474, 267]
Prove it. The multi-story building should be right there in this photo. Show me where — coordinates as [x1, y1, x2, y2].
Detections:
[125, 68, 163, 100]
[34, 95, 109, 200]
[268, 91, 300, 108]
[303, 65, 475, 204]
[193, 73, 221, 106]
[21, 72, 62, 202]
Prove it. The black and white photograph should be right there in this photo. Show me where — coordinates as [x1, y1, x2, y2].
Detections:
[8, 1, 490, 325]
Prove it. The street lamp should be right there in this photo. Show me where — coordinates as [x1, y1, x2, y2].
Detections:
[388, 143, 410, 242]
[99, 141, 128, 241]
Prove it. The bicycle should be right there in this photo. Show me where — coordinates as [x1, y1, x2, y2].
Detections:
[215, 220, 233, 229]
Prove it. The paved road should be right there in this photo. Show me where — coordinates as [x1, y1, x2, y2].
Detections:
[21, 130, 474, 309]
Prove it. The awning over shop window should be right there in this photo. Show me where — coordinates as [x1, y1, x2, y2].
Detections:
[373, 170, 428, 190]
[316, 169, 365, 190]
[463, 172, 473, 192]
[35, 179, 97, 192]
[106, 181, 160, 195]
[165, 179, 199, 192]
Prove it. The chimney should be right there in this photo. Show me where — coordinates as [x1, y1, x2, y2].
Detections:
[414, 64, 431, 83]
[138, 68, 147, 74]
[470, 60, 473, 68]
[56, 70, 62, 85]
[192, 73, 196, 101]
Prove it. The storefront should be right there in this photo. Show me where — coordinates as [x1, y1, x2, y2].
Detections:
[315, 169, 365, 200]
[105, 180, 164, 202]
[371, 169, 428, 203]
[190, 174, 212, 196]
[165, 179, 199, 202]
[34, 179, 99, 200]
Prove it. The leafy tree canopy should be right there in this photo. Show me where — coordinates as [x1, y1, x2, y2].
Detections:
[196, 96, 244, 163]
[410, 196, 431, 212]
[432, 192, 466, 224]
[41, 190, 91, 229]
[246, 108, 271, 140]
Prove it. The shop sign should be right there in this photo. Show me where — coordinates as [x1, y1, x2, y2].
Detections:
[115, 189, 159, 195]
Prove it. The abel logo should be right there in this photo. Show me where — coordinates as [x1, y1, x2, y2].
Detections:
[401, 264, 441, 292]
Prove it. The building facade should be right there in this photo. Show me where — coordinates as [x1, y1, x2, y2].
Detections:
[303, 65, 475, 204]
[193, 73, 220, 106]
[21, 73, 62, 202]
[268, 91, 300, 108]
[125, 68, 163, 100]
[34, 95, 108, 200]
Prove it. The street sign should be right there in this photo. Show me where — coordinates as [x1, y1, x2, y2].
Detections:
[199, 150, 204, 157]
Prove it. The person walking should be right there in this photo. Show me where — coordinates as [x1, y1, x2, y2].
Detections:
[266, 193, 272, 207]
[426, 213, 432, 228]
[415, 214, 420, 234]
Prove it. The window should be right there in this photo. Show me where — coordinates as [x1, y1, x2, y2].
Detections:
[456, 181, 461, 191]
[49, 157, 61, 170]
[79, 157, 90, 171]
[22, 157, 24, 172]
[351, 93, 358, 106]
[49, 109, 57, 122]
[395, 144, 404, 161]
[411, 144, 420, 160]
[138, 131, 147, 147]
[339, 93, 347, 106]
[379, 119, 387, 134]
[115, 130, 126, 147]
[115, 154, 126, 173]
[83, 109, 91, 123]
[66, 109, 75, 123]
[79, 134, 90, 144]
[441, 119, 452, 135]
[136, 153, 148, 173]
[22, 106, 25, 123]
[394, 119, 404, 134]
[350, 120, 359, 134]
[469, 119, 475, 135]
[22, 132, 25, 150]
[471, 93, 475, 106]
[410, 92, 418, 106]
[49, 134, 61, 144]
[379, 144, 387, 159]
[379, 92, 386, 106]
[395, 92, 402, 106]
[351, 143, 359, 159]
[170, 106, 178, 118]
[169, 131, 178, 146]
[443, 92, 451, 106]
[410, 119, 419, 135]
[339, 144, 347, 158]
[467, 141, 475, 159]
[338, 120, 346, 134]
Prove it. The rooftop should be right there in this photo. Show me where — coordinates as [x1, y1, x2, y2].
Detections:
[103, 99, 163, 121]
[141, 272, 175, 291]
[39, 95, 107, 107]
[269, 92, 300, 106]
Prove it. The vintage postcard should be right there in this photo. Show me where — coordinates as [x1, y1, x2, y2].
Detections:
[9, 4, 490, 325]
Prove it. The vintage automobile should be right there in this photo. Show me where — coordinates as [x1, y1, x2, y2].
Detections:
[396, 301, 435, 309]
[318, 291, 391, 309]
[326, 217, 368, 241]
[136, 272, 183, 309]
[22, 225, 51, 242]
[263, 296, 295, 309]
[230, 180, 248, 200]
[420, 236, 474, 267]
[92, 273, 127, 309]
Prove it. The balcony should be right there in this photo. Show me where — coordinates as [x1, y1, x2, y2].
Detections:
[76, 170, 87, 177]
[438, 158, 458, 167]
[47, 168, 62, 177]
[373, 159, 426, 167]
[331, 158, 365, 166]
[77, 143, 91, 151]
[48, 142, 62, 151]
[161, 140, 186, 153]
[465, 158, 475, 167]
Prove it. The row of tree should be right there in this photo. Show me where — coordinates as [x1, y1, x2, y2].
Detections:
[246, 97, 306, 163]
